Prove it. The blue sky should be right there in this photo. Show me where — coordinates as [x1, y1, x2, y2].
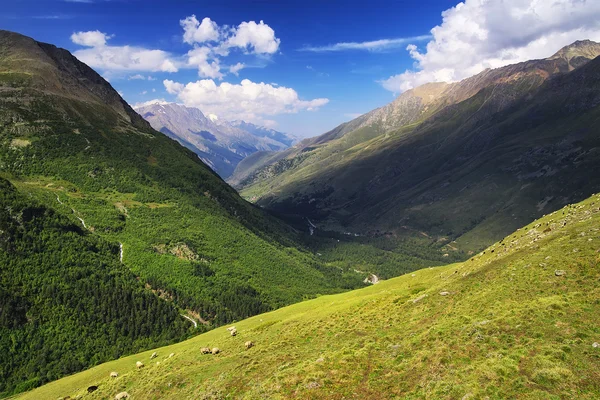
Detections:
[3, 0, 600, 137]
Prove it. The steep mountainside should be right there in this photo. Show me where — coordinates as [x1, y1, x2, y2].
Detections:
[0, 30, 367, 395]
[239, 40, 600, 252]
[134, 102, 291, 178]
[20, 192, 600, 400]
[0, 178, 189, 397]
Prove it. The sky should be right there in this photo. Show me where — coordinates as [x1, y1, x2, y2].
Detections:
[3, 0, 600, 137]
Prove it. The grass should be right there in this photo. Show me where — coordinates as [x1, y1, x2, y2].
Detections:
[18, 193, 600, 400]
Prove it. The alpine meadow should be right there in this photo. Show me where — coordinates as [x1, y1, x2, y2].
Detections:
[1, 0, 600, 399]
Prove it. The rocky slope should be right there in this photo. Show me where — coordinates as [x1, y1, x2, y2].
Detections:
[134, 102, 293, 178]
[239, 40, 600, 252]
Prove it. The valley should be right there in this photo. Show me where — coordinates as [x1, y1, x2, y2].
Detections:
[1, 1, 600, 397]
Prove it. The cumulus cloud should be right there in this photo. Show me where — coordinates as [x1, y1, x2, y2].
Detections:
[381, 0, 600, 93]
[300, 35, 431, 52]
[163, 78, 328, 125]
[70, 16, 280, 80]
[71, 31, 179, 73]
[229, 62, 245, 76]
[71, 30, 112, 47]
[226, 20, 280, 54]
[181, 16, 220, 44]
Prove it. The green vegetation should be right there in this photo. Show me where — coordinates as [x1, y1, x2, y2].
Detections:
[0, 178, 190, 397]
[0, 30, 372, 396]
[19, 193, 600, 399]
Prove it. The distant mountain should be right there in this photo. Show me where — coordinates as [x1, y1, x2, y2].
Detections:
[134, 102, 293, 178]
[238, 40, 600, 252]
[0, 30, 363, 396]
[230, 120, 297, 147]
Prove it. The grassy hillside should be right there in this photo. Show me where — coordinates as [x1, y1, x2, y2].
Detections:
[21, 193, 600, 399]
[239, 43, 600, 255]
[0, 178, 189, 397]
[0, 30, 374, 395]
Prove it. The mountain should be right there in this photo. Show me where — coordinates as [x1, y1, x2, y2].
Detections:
[0, 178, 189, 397]
[238, 40, 600, 253]
[0, 30, 366, 396]
[134, 102, 292, 178]
[19, 192, 600, 399]
[230, 120, 297, 147]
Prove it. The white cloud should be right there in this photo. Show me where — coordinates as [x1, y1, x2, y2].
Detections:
[229, 62, 245, 76]
[226, 20, 280, 54]
[381, 0, 600, 93]
[70, 17, 280, 79]
[71, 30, 112, 47]
[71, 31, 179, 73]
[299, 35, 431, 52]
[74, 45, 179, 73]
[128, 74, 146, 80]
[186, 46, 223, 79]
[163, 78, 328, 125]
[141, 90, 148, 95]
[181, 16, 220, 44]
[148, 76, 156, 81]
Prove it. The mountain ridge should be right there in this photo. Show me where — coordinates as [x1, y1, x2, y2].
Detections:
[238, 40, 600, 252]
[134, 101, 294, 178]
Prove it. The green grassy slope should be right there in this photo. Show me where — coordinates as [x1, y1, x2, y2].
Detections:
[21, 193, 600, 400]
[0, 178, 190, 397]
[0, 30, 370, 395]
[240, 44, 600, 255]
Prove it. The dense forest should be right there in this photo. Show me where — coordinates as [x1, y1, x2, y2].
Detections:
[0, 178, 191, 397]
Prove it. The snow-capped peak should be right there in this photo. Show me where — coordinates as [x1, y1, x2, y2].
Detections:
[208, 113, 219, 122]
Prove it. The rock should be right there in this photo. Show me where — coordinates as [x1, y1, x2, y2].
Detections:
[226, 326, 236, 332]
[136, 361, 144, 369]
[315, 357, 324, 363]
[201, 347, 211, 354]
[110, 371, 118, 378]
[211, 347, 220, 354]
[439, 291, 450, 296]
[245, 341, 254, 349]
[306, 381, 320, 389]
[555, 270, 566, 276]
[169, 353, 175, 358]
[593, 342, 599, 348]
[115, 392, 129, 400]
[412, 294, 427, 303]
[87, 385, 98, 393]
[150, 351, 157, 359]
[230, 328, 237, 336]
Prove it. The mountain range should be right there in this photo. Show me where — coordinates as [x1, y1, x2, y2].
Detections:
[237, 40, 600, 253]
[134, 102, 296, 178]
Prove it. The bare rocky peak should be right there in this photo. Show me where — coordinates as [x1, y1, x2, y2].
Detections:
[0, 30, 149, 130]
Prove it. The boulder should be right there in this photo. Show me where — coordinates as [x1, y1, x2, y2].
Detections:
[115, 392, 129, 400]
[110, 371, 118, 378]
[212, 347, 220, 355]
